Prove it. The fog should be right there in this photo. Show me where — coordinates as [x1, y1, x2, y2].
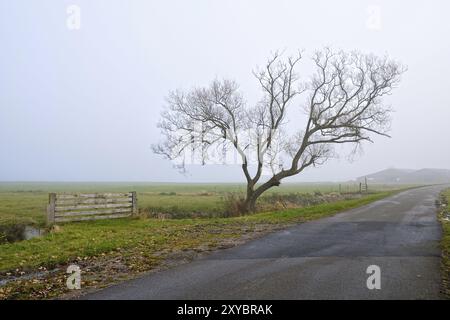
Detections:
[1, 0, 449, 182]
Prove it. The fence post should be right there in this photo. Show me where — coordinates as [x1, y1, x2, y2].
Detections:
[47, 193, 56, 225]
[131, 191, 138, 215]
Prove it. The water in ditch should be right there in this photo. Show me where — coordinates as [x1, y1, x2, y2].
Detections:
[0, 224, 46, 244]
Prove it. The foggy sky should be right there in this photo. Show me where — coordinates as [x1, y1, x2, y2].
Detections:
[1, 0, 449, 182]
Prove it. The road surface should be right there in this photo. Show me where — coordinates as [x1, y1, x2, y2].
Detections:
[83, 186, 445, 299]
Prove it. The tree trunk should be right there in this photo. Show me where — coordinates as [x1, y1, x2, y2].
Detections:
[243, 178, 281, 213]
[244, 194, 257, 213]
[244, 183, 257, 213]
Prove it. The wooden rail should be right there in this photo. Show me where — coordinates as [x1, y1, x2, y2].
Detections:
[359, 177, 369, 194]
[47, 192, 137, 224]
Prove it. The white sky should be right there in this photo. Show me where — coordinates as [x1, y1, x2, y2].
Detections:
[1, 0, 449, 182]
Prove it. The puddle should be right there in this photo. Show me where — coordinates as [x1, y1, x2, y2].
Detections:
[0, 268, 61, 287]
[0, 224, 46, 244]
[23, 226, 45, 240]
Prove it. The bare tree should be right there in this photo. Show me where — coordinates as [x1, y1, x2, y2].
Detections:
[153, 48, 406, 212]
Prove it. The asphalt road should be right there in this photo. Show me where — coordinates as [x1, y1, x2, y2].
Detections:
[83, 186, 446, 300]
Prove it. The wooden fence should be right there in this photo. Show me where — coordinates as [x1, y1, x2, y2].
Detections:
[47, 192, 137, 224]
[359, 177, 369, 194]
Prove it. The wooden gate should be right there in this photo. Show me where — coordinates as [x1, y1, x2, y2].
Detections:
[47, 192, 137, 224]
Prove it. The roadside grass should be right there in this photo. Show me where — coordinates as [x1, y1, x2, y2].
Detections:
[0, 182, 404, 227]
[242, 192, 389, 223]
[0, 190, 399, 299]
[439, 188, 450, 298]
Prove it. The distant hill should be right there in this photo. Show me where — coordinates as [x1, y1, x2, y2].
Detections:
[356, 168, 450, 184]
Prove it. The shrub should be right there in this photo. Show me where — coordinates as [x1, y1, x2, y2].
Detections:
[159, 191, 177, 196]
[0, 224, 26, 244]
[223, 193, 247, 217]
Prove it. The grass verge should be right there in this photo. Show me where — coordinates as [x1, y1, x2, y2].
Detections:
[0, 191, 395, 299]
[438, 188, 450, 298]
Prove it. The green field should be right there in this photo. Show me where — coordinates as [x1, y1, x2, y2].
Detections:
[0, 182, 399, 227]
